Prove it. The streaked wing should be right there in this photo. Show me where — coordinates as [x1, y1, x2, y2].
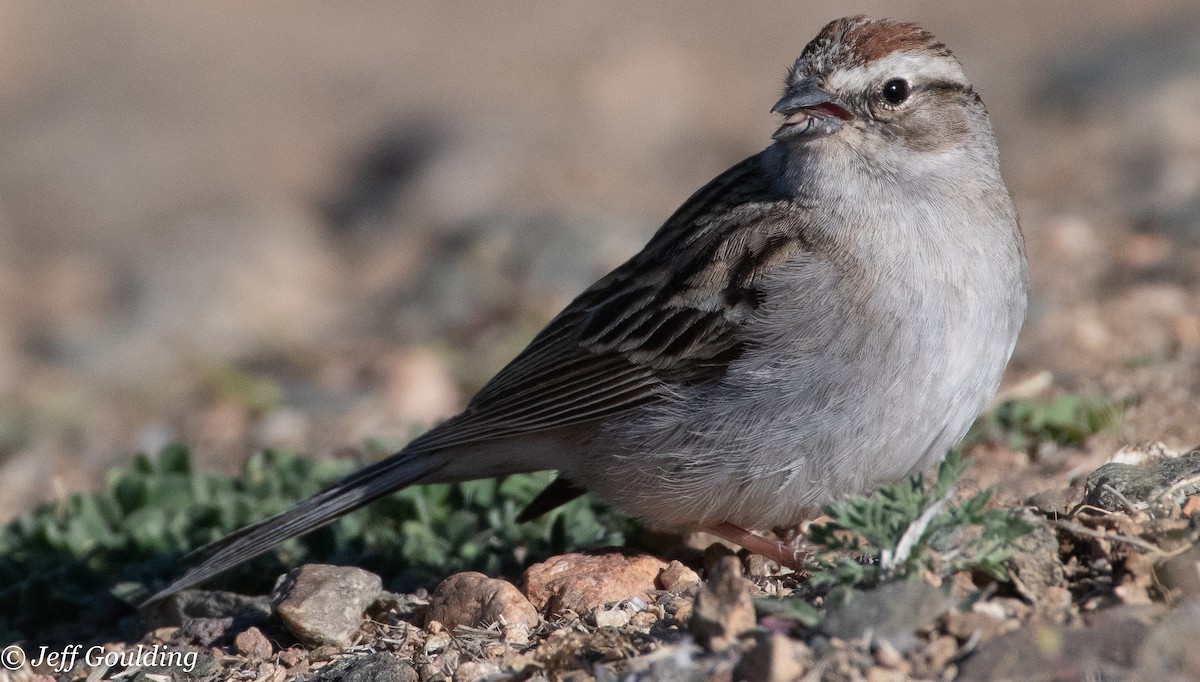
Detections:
[145, 154, 819, 602]
[409, 153, 813, 453]
[143, 154, 816, 603]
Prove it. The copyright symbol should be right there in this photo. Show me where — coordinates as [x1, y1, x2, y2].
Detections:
[1, 645, 25, 670]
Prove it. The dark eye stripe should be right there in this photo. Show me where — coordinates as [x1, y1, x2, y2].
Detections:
[919, 79, 972, 95]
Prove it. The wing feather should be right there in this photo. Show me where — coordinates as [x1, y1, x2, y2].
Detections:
[411, 153, 814, 453]
[147, 153, 822, 602]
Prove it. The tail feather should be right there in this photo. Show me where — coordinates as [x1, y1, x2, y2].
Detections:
[143, 450, 443, 605]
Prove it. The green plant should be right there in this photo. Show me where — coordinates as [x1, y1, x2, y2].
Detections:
[966, 394, 1124, 453]
[0, 445, 635, 645]
[802, 451, 1031, 597]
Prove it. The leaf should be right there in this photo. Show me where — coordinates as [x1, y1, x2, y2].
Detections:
[755, 597, 821, 628]
[1, 443, 639, 643]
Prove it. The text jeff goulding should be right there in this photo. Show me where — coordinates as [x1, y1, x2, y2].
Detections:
[27, 644, 198, 673]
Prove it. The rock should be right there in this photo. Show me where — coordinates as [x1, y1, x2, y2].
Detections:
[989, 597, 1032, 622]
[233, 626, 272, 659]
[1137, 600, 1200, 680]
[734, 631, 810, 682]
[873, 640, 907, 670]
[688, 555, 756, 652]
[943, 607, 1014, 643]
[422, 648, 459, 680]
[1006, 519, 1068, 609]
[369, 590, 429, 624]
[657, 560, 701, 593]
[701, 542, 738, 574]
[121, 647, 218, 681]
[614, 640, 726, 681]
[172, 617, 235, 648]
[592, 604, 632, 628]
[277, 647, 308, 671]
[865, 667, 907, 682]
[1108, 442, 1180, 466]
[310, 652, 418, 682]
[821, 580, 951, 652]
[744, 553, 773, 577]
[958, 608, 1153, 681]
[1082, 450, 1200, 513]
[629, 607, 660, 629]
[522, 549, 667, 616]
[145, 589, 271, 629]
[1184, 494, 1200, 516]
[426, 572, 540, 644]
[921, 635, 958, 673]
[454, 660, 503, 680]
[1115, 566, 1154, 606]
[146, 626, 178, 643]
[424, 632, 453, 655]
[1155, 546, 1200, 598]
[1025, 486, 1073, 514]
[271, 564, 383, 647]
[665, 594, 694, 627]
[958, 625, 1054, 681]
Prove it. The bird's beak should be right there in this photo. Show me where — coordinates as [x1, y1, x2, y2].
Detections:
[771, 78, 853, 141]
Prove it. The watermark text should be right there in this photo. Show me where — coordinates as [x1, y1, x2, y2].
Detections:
[2, 643, 198, 673]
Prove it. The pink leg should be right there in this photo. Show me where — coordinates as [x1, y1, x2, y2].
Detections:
[702, 521, 809, 570]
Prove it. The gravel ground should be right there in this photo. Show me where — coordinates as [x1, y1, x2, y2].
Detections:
[1, 3, 1199, 680]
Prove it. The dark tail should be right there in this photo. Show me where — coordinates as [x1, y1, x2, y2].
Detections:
[142, 449, 443, 605]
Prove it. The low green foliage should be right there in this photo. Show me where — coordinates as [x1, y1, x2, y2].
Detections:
[759, 451, 1033, 622]
[755, 592, 823, 628]
[967, 394, 1124, 453]
[808, 452, 1030, 589]
[0, 445, 634, 645]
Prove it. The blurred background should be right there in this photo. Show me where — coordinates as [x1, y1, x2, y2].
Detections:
[0, 1, 1198, 520]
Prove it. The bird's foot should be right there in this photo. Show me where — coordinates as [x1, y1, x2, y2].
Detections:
[702, 521, 809, 571]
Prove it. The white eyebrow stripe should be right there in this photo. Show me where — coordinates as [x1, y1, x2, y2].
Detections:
[825, 53, 966, 93]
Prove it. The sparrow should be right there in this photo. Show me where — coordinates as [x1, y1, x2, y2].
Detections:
[147, 15, 1027, 602]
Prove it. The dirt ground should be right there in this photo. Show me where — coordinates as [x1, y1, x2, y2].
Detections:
[2, 3, 1199, 681]
[0, 0, 1198, 580]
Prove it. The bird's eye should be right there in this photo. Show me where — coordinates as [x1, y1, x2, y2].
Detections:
[880, 78, 910, 105]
